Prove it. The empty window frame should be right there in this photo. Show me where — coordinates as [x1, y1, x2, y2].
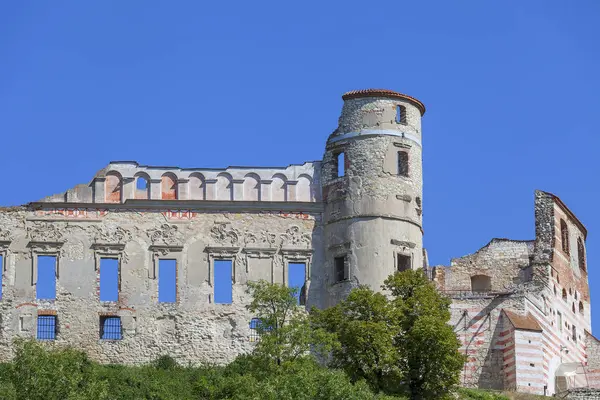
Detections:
[334, 256, 346, 283]
[397, 254, 411, 273]
[579, 301, 584, 315]
[395, 105, 407, 124]
[562, 289, 568, 301]
[560, 219, 570, 254]
[214, 260, 233, 304]
[36, 255, 57, 300]
[288, 262, 306, 304]
[577, 238, 586, 272]
[37, 315, 57, 340]
[398, 151, 409, 177]
[100, 316, 122, 340]
[335, 152, 345, 178]
[99, 258, 119, 302]
[158, 259, 177, 303]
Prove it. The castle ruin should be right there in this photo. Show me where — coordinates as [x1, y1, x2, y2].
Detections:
[0, 89, 598, 396]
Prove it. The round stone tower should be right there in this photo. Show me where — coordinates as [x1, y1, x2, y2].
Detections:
[321, 89, 426, 306]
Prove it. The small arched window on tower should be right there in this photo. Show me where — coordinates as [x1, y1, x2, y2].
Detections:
[562, 288, 568, 301]
[335, 152, 345, 178]
[579, 301, 584, 315]
[395, 105, 407, 124]
[577, 237, 586, 272]
[398, 151, 409, 177]
[560, 219, 570, 255]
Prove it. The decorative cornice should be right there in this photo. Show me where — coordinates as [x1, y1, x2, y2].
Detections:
[27, 200, 324, 214]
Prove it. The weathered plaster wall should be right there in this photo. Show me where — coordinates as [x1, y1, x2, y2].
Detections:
[0, 204, 322, 365]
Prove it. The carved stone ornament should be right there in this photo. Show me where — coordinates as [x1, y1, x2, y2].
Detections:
[148, 224, 184, 246]
[0, 228, 12, 241]
[244, 230, 277, 248]
[281, 225, 311, 249]
[92, 225, 132, 244]
[0, 240, 11, 252]
[210, 223, 240, 245]
[27, 221, 64, 243]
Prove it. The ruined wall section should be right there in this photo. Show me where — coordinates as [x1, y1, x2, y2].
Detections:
[39, 162, 321, 204]
[0, 204, 323, 365]
[440, 239, 534, 294]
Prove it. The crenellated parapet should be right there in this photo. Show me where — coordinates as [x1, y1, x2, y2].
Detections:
[38, 161, 321, 204]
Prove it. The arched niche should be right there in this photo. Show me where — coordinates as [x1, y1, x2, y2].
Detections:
[105, 171, 123, 203]
[271, 174, 287, 202]
[189, 173, 206, 200]
[216, 173, 233, 201]
[243, 173, 260, 201]
[296, 175, 313, 202]
[161, 173, 178, 200]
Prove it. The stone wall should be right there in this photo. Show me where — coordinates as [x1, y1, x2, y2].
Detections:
[0, 202, 323, 365]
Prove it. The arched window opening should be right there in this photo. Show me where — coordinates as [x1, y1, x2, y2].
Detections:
[560, 219, 570, 255]
[562, 289, 567, 301]
[470, 275, 492, 293]
[572, 303, 576, 313]
[161, 174, 178, 200]
[579, 302, 584, 315]
[578, 237, 586, 272]
[553, 285, 557, 296]
[135, 175, 150, 200]
[105, 172, 122, 203]
[335, 152, 345, 178]
[395, 105, 407, 124]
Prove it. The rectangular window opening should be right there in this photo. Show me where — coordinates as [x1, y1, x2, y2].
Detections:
[214, 260, 233, 304]
[37, 315, 56, 340]
[336, 152, 345, 178]
[249, 317, 261, 342]
[334, 256, 346, 283]
[99, 258, 119, 302]
[100, 316, 122, 340]
[36, 255, 57, 300]
[398, 151, 409, 177]
[396, 105, 407, 124]
[397, 254, 411, 272]
[288, 263, 306, 304]
[158, 259, 177, 303]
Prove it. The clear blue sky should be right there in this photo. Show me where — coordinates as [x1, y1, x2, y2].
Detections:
[1, 2, 600, 330]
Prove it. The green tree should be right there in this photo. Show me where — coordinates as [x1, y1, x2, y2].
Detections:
[245, 280, 335, 366]
[313, 270, 464, 400]
[9, 340, 108, 400]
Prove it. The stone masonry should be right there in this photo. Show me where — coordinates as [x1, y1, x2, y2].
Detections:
[0, 89, 597, 396]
